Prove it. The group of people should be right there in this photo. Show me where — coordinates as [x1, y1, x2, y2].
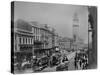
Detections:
[74, 52, 88, 70]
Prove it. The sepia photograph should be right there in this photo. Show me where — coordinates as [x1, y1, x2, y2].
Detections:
[11, 1, 97, 74]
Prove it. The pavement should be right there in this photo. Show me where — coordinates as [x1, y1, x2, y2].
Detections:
[68, 56, 75, 70]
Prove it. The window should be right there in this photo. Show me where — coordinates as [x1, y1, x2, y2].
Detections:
[31, 38, 32, 44]
[19, 37, 21, 44]
[37, 28, 38, 34]
[36, 28, 37, 34]
[26, 38, 27, 44]
[35, 36, 37, 40]
[23, 38, 25, 44]
[32, 27, 34, 33]
[31, 38, 33, 44]
[29, 38, 31, 44]
[34, 28, 35, 34]
[39, 36, 40, 41]
[37, 36, 38, 40]
[28, 38, 30, 44]
[32, 38, 33, 44]
[38, 28, 39, 34]
[33, 36, 34, 41]
[21, 37, 23, 44]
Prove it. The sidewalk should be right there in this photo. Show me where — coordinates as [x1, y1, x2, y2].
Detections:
[68, 57, 75, 70]
[67, 52, 76, 60]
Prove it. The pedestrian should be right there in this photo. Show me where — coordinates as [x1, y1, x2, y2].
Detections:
[74, 56, 78, 69]
[79, 59, 82, 68]
[86, 56, 88, 69]
[74, 57, 76, 69]
[78, 59, 82, 69]
[84, 55, 88, 69]
[82, 56, 86, 69]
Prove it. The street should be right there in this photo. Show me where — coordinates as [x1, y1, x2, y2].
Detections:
[41, 51, 77, 72]
[41, 51, 83, 72]
[14, 51, 83, 74]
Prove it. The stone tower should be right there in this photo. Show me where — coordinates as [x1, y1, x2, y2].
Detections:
[73, 13, 79, 43]
[73, 13, 79, 50]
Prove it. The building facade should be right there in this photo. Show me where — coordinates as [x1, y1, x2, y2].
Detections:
[30, 21, 56, 58]
[14, 19, 57, 59]
[14, 19, 34, 62]
[88, 6, 97, 68]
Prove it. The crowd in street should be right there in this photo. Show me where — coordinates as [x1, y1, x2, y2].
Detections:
[14, 52, 61, 72]
[14, 49, 89, 73]
[74, 52, 88, 70]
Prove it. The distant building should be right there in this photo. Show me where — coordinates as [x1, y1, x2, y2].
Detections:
[57, 37, 72, 52]
[39, 24, 54, 49]
[54, 33, 59, 47]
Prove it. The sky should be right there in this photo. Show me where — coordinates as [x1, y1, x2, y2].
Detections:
[14, 1, 89, 44]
